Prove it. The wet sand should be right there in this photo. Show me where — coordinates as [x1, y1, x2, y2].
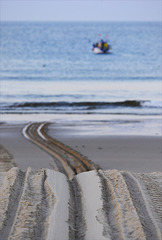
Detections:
[0, 118, 162, 172]
[0, 122, 55, 171]
[48, 122, 162, 173]
[50, 135, 162, 173]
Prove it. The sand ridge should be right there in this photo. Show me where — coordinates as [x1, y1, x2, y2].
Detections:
[0, 168, 162, 240]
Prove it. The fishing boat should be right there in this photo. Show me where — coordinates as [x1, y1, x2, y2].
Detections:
[92, 39, 112, 54]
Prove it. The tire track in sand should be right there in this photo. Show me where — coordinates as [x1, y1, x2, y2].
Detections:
[1, 122, 161, 239]
[0, 168, 25, 240]
[22, 122, 99, 179]
[97, 169, 146, 240]
[0, 168, 55, 240]
[122, 171, 162, 239]
[0, 168, 161, 240]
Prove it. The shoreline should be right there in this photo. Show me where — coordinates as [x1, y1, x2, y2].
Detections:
[0, 113, 161, 136]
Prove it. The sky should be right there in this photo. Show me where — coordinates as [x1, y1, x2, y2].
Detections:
[0, 0, 161, 22]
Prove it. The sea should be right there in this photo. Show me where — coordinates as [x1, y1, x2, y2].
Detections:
[0, 21, 162, 117]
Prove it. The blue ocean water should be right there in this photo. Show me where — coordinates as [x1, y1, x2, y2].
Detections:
[0, 21, 162, 115]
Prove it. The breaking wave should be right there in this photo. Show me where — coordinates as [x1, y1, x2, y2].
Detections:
[1, 100, 161, 115]
[10, 100, 147, 109]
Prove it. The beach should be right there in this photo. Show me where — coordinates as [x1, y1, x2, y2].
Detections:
[0, 114, 161, 173]
[0, 114, 162, 239]
[0, 18, 162, 240]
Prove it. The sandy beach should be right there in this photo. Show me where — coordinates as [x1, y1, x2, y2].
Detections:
[0, 115, 162, 239]
[0, 114, 162, 173]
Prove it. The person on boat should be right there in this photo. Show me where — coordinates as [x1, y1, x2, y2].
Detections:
[97, 39, 104, 49]
[103, 42, 108, 51]
[101, 39, 105, 49]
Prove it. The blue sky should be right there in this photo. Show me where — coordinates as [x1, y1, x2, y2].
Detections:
[0, 0, 161, 22]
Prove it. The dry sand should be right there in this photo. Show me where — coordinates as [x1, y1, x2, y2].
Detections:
[0, 167, 161, 240]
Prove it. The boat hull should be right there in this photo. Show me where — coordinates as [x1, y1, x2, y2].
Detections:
[92, 47, 105, 54]
[92, 47, 111, 54]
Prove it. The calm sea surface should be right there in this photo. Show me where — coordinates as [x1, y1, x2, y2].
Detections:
[0, 21, 162, 115]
